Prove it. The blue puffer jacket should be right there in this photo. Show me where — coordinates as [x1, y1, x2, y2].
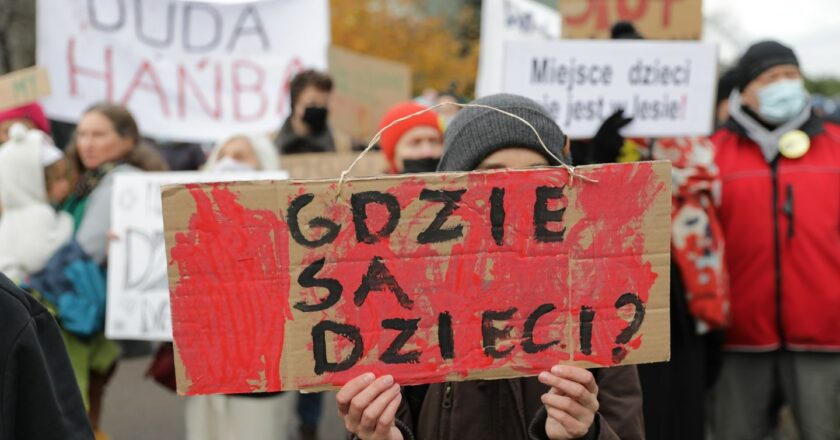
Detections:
[25, 240, 106, 339]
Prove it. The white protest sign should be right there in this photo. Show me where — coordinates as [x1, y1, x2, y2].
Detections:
[502, 40, 717, 138]
[107, 171, 289, 341]
[475, 0, 560, 98]
[37, 0, 329, 142]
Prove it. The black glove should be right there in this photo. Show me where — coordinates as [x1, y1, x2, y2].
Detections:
[592, 109, 634, 164]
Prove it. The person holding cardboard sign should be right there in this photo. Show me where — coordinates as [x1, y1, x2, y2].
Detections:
[335, 94, 644, 440]
[711, 40, 840, 440]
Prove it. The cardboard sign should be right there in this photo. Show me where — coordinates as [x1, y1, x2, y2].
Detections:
[502, 40, 717, 139]
[36, 0, 328, 141]
[0, 66, 51, 111]
[476, 0, 561, 97]
[162, 161, 671, 395]
[559, 0, 703, 40]
[329, 47, 412, 142]
[107, 171, 288, 341]
[282, 152, 388, 180]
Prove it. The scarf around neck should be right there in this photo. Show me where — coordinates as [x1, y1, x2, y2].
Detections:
[728, 90, 812, 163]
[73, 162, 120, 200]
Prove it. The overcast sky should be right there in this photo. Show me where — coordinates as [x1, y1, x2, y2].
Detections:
[703, 0, 840, 77]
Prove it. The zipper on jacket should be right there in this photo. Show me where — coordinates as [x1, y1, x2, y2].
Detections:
[784, 184, 795, 238]
[771, 160, 786, 343]
[441, 383, 453, 409]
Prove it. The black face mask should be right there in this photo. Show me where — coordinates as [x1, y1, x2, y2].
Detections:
[302, 106, 328, 133]
[401, 157, 441, 174]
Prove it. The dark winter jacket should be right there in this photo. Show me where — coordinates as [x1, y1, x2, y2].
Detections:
[275, 116, 336, 154]
[350, 366, 644, 440]
[0, 273, 93, 440]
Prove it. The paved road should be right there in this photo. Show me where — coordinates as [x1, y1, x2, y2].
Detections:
[95, 356, 802, 440]
[100, 356, 345, 440]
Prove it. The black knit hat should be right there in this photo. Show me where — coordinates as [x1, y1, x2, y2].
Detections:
[611, 21, 643, 40]
[438, 94, 566, 172]
[736, 40, 799, 90]
[716, 69, 738, 105]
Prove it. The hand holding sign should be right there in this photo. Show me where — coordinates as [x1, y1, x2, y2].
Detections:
[539, 366, 599, 440]
[336, 373, 403, 440]
[336, 363, 602, 440]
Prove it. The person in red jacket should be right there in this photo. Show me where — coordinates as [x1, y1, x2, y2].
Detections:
[710, 40, 840, 439]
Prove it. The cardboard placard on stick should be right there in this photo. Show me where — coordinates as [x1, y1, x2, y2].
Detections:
[329, 47, 412, 142]
[559, 0, 703, 40]
[163, 161, 671, 395]
[282, 151, 388, 180]
[0, 66, 51, 111]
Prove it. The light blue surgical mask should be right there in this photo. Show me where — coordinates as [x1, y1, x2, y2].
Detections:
[757, 79, 808, 123]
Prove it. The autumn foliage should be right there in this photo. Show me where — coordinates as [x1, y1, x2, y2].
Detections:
[330, 0, 479, 98]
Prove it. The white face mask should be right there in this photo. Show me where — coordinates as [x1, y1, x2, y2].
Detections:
[212, 156, 257, 172]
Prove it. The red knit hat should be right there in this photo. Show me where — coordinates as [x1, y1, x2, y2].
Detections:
[0, 102, 51, 134]
[378, 102, 441, 173]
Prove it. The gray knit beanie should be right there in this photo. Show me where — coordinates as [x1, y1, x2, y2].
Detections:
[438, 93, 566, 172]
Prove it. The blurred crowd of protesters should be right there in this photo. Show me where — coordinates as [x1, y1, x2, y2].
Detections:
[1, 19, 840, 440]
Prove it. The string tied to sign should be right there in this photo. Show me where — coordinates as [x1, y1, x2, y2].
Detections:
[336, 102, 599, 200]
